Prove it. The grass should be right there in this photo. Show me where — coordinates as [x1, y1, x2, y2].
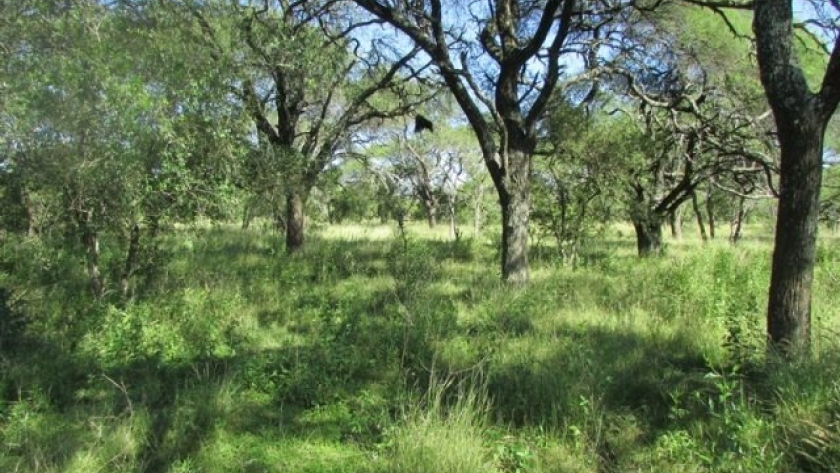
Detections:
[1, 220, 839, 472]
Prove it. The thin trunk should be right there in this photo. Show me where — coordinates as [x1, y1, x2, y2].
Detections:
[424, 199, 437, 228]
[120, 223, 141, 301]
[242, 201, 252, 230]
[730, 196, 747, 244]
[78, 211, 103, 298]
[148, 215, 161, 239]
[766, 121, 824, 356]
[692, 192, 708, 242]
[21, 186, 36, 236]
[274, 206, 286, 234]
[144, 215, 162, 289]
[669, 207, 682, 239]
[473, 184, 484, 237]
[448, 193, 458, 240]
[285, 190, 305, 253]
[706, 188, 716, 239]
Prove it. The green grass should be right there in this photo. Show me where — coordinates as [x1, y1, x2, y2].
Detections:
[1, 221, 840, 472]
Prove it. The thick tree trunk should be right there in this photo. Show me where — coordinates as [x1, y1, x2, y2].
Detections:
[285, 190, 306, 253]
[752, 0, 840, 357]
[633, 217, 663, 257]
[766, 122, 824, 356]
[691, 192, 708, 242]
[496, 143, 532, 284]
[500, 188, 530, 283]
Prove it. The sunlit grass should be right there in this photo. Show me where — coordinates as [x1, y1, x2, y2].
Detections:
[2, 221, 840, 472]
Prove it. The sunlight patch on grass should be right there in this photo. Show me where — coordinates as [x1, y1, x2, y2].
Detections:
[319, 223, 396, 241]
[194, 431, 377, 473]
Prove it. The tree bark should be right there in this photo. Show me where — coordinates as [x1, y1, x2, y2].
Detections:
[285, 190, 305, 253]
[423, 197, 437, 228]
[448, 193, 458, 240]
[706, 187, 716, 239]
[754, 0, 840, 356]
[765, 121, 824, 355]
[691, 192, 708, 242]
[669, 207, 682, 239]
[78, 211, 103, 298]
[473, 183, 484, 237]
[241, 201, 252, 230]
[497, 146, 532, 284]
[120, 222, 141, 301]
[633, 217, 663, 257]
[729, 196, 747, 244]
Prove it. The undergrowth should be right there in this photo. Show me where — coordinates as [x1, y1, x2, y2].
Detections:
[0, 223, 838, 472]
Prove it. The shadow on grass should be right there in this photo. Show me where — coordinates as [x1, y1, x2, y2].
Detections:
[485, 324, 709, 429]
[1, 330, 401, 472]
[5, 226, 840, 472]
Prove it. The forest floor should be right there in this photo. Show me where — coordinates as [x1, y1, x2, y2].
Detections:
[2, 222, 840, 472]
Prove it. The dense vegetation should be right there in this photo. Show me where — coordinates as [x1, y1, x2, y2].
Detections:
[2, 0, 840, 471]
[2, 223, 840, 472]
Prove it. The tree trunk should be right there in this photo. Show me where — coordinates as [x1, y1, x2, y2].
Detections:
[285, 190, 305, 253]
[669, 207, 682, 239]
[424, 198, 437, 228]
[120, 222, 141, 301]
[274, 206, 286, 234]
[766, 121, 824, 356]
[706, 188, 716, 239]
[448, 193, 458, 240]
[500, 189, 529, 283]
[730, 196, 747, 244]
[473, 183, 484, 237]
[495, 141, 532, 284]
[78, 211, 103, 298]
[633, 217, 663, 257]
[752, 0, 840, 357]
[21, 186, 36, 236]
[691, 192, 708, 242]
[241, 201, 252, 230]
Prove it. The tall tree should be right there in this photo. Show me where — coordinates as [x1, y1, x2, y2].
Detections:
[753, 0, 840, 356]
[350, 0, 582, 283]
[579, 4, 777, 255]
[180, 0, 429, 252]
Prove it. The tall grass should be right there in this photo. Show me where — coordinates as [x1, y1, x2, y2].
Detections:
[1, 222, 839, 472]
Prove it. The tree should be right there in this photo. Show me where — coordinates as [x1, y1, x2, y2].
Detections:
[370, 116, 479, 233]
[594, 3, 779, 255]
[0, 1, 246, 299]
[534, 100, 621, 263]
[179, 0, 430, 253]
[753, 0, 840, 356]
[350, 0, 583, 283]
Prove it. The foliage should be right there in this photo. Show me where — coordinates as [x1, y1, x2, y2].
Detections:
[1, 223, 839, 472]
[3, 1, 840, 471]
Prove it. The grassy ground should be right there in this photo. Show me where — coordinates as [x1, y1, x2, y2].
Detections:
[1, 221, 840, 472]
